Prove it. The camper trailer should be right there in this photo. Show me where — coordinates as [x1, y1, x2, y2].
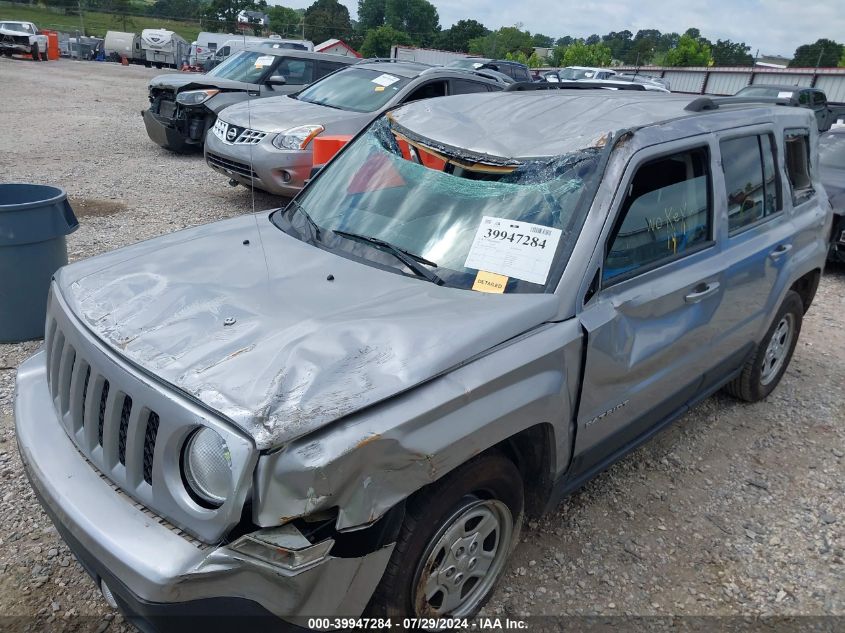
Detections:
[190, 31, 237, 65]
[140, 28, 188, 68]
[104, 30, 141, 61]
[203, 36, 314, 69]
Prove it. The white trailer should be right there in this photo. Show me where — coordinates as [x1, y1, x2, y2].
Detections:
[140, 28, 189, 68]
[389, 45, 467, 65]
[104, 30, 141, 61]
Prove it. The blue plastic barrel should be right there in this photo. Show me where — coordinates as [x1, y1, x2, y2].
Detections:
[0, 184, 78, 342]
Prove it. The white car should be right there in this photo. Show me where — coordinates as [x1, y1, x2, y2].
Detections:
[0, 20, 48, 60]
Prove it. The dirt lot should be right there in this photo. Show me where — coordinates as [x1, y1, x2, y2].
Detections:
[0, 58, 843, 631]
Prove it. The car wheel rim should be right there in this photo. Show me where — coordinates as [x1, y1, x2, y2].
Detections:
[412, 498, 513, 618]
[760, 313, 794, 386]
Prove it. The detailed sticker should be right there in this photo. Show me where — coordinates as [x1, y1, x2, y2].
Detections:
[372, 73, 400, 87]
[472, 270, 508, 293]
[374, 85, 385, 92]
[777, 91, 792, 98]
[464, 216, 562, 285]
[254, 55, 274, 68]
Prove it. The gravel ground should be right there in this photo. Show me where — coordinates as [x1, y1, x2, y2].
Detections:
[0, 58, 843, 631]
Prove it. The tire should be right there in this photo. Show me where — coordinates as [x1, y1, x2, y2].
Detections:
[30, 43, 39, 61]
[724, 290, 803, 402]
[368, 451, 523, 620]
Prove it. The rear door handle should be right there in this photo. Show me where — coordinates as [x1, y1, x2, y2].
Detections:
[684, 282, 720, 303]
[769, 244, 793, 259]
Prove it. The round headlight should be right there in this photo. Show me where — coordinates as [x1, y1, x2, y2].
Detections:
[183, 427, 232, 508]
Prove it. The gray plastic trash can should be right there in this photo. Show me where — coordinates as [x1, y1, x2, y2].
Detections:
[0, 184, 78, 343]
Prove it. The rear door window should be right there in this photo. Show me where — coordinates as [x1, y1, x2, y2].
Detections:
[275, 58, 314, 85]
[720, 134, 780, 233]
[403, 80, 447, 103]
[784, 128, 815, 206]
[450, 79, 492, 94]
[604, 147, 712, 283]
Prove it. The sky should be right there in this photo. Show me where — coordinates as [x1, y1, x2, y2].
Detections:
[274, 0, 845, 57]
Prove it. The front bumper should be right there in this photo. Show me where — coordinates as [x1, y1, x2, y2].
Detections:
[142, 108, 199, 153]
[205, 131, 312, 197]
[15, 350, 393, 627]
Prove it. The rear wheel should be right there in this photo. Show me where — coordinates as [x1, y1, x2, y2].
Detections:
[368, 452, 523, 619]
[724, 290, 803, 402]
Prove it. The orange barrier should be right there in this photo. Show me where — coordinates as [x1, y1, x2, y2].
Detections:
[42, 30, 60, 60]
[312, 135, 353, 167]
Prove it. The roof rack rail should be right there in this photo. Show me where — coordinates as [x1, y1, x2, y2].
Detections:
[684, 95, 792, 112]
[355, 57, 435, 66]
[505, 81, 646, 92]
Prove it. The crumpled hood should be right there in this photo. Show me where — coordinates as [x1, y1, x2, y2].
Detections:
[219, 95, 368, 133]
[149, 73, 254, 93]
[57, 214, 558, 450]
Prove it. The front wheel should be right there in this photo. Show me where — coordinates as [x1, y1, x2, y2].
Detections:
[724, 290, 803, 402]
[368, 452, 523, 619]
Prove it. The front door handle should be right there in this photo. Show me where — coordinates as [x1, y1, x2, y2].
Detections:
[684, 282, 720, 303]
[769, 244, 793, 259]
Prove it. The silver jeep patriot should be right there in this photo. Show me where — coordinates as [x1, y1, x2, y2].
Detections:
[16, 89, 831, 630]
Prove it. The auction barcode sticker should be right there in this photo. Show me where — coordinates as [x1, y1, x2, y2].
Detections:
[464, 216, 562, 285]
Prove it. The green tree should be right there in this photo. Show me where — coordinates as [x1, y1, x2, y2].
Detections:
[789, 38, 844, 67]
[665, 33, 712, 66]
[468, 26, 533, 58]
[656, 32, 680, 53]
[204, 0, 256, 32]
[304, 0, 352, 44]
[384, 0, 439, 46]
[435, 19, 488, 52]
[505, 50, 529, 65]
[555, 35, 575, 47]
[531, 33, 553, 48]
[101, 0, 135, 31]
[585, 33, 600, 45]
[359, 24, 412, 57]
[268, 5, 302, 37]
[840, 50, 845, 67]
[601, 30, 632, 61]
[710, 39, 753, 66]
[624, 29, 660, 65]
[558, 40, 612, 67]
[527, 51, 544, 68]
[357, 0, 386, 31]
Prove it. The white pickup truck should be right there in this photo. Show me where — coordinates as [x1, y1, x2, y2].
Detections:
[0, 20, 48, 60]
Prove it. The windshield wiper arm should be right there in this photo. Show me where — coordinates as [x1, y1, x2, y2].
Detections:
[332, 230, 444, 285]
[287, 200, 321, 243]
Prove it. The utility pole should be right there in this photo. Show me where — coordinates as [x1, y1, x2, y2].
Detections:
[815, 47, 824, 68]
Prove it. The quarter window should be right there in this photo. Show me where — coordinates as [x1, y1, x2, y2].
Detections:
[451, 79, 491, 94]
[784, 129, 815, 206]
[720, 134, 780, 233]
[604, 147, 711, 282]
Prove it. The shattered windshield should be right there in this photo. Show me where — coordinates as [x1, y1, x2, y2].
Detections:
[273, 118, 603, 293]
[206, 50, 274, 82]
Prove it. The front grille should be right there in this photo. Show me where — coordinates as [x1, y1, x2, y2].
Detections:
[43, 288, 257, 544]
[46, 319, 162, 493]
[211, 118, 267, 145]
[206, 152, 258, 180]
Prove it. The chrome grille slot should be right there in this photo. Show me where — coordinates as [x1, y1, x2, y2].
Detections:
[143, 412, 159, 485]
[48, 329, 65, 400]
[79, 366, 91, 432]
[57, 346, 76, 415]
[118, 396, 132, 466]
[97, 380, 110, 447]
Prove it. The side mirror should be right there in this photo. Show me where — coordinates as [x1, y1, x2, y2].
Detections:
[266, 75, 287, 86]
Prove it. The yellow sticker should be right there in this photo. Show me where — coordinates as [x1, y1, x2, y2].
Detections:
[472, 270, 508, 293]
[374, 85, 385, 92]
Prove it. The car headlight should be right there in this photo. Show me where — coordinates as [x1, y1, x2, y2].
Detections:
[272, 124, 324, 150]
[176, 89, 220, 106]
[182, 427, 232, 508]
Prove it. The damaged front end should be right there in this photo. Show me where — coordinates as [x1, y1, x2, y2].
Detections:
[144, 85, 215, 152]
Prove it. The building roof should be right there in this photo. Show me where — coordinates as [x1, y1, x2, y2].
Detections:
[315, 38, 361, 58]
[389, 91, 810, 159]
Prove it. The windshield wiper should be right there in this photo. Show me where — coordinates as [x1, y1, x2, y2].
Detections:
[332, 230, 444, 285]
[287, 200, 322, 243]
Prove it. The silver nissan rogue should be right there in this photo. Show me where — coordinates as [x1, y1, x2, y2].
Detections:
[16, 88, 831, 630]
